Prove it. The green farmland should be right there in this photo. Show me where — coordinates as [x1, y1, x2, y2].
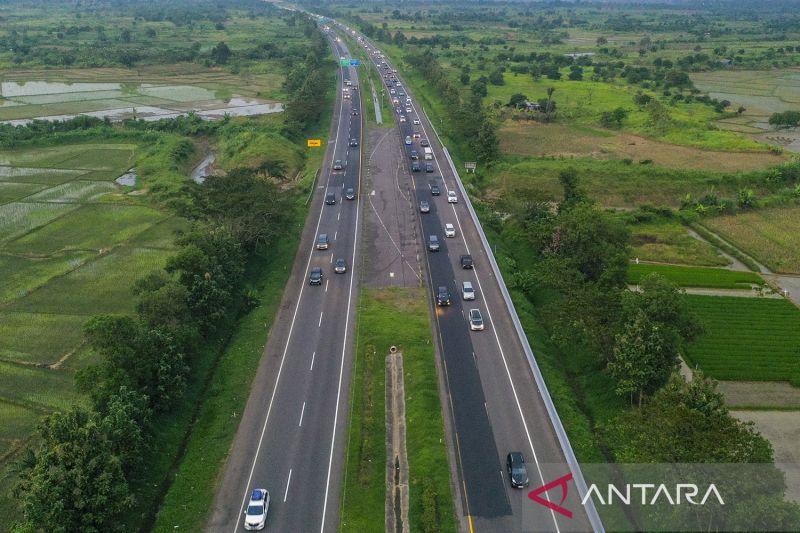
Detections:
[684, 295, 800, 384]
[627, 263, 764, 289]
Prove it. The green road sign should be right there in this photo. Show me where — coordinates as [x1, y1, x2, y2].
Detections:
[339, 58, 350, 66]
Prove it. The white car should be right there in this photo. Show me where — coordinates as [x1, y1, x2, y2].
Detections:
[445, 223, 456, 238]
[399, 115, 406, 122]
[413, 118, 420, 125]
[468, 308, 484, 331]
[243, 488, 270, 530]
[447, 191, 458, 203]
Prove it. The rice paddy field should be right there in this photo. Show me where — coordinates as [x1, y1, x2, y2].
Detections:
[627, 263, 764, 289]
[703, 206, 800, 274]
[684, 295, 800, 383]
[0, 142, 183, 491]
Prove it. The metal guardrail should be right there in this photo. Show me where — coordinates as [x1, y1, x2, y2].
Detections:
[434, 140, 605, 533]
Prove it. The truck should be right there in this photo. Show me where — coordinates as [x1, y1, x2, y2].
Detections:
[424, 147, 433, 160]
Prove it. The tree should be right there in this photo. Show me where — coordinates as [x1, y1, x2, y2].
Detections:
[508, 93, 528, 108]
[470, 77, 488, 98]
[599, 107, 628, 128]
[15, 408, 132, 532]
[557, 167, 585, 211]
[769, 110, 800, 128]
[211, 41, 231, 64]
[459, 72, 470, 85]
[664, 69, 691, 88]
[99, 386, 152, 473]
[568, 65, 583, 81]
[596, 36, 608, 46]
[608, 309, 676, 406]
[145, 27, 156, 39]
[543, 86, 556, 121]
[488, 67, 505, 86]
[120, 28, 132, 43]
[737, 187, 756, 208]
[645, 99, 672, 133]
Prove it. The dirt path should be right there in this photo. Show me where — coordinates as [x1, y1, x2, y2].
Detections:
[628, 285, 781, 298]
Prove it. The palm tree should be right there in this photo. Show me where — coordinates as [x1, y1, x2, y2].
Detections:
[545, 87, 556, 122]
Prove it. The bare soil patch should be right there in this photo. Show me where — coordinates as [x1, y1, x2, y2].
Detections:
[719, 381, 800, 409]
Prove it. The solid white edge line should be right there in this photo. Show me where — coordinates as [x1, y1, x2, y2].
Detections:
[231, 41, 347, 533]
[319, 40, 363, 533]
[364, 33, 563, 532]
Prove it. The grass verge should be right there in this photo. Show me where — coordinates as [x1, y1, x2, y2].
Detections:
[627, 263, 764, 289]
[340, 288, 456, 532]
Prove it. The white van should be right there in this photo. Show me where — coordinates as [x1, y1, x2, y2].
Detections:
[424, 147, 433, 160]
[462, 281, 475, 300]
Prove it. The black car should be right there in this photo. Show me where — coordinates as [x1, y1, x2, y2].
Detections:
[325, 192, 336, 205]
[436, 285, 451, 306]
[410, 150, 418, 160]
[460, 254, 473, 269]
[428, 234, 440, 251]
[507, 452, 530, 488]
[351, 109, 359, 116]
[334, 258, 347, 274]
[349, 138, 358, 147]
[425, 163, 434, 173]
[420, 139, 430, 147]
[430, 183, 441, 196]
[345, 187, 356, 200]
[309, 267, 323, 285]
[411, 162, 421, 172]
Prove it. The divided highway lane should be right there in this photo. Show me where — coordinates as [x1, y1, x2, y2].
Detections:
[207, 31, 362, 533]
[347, 26, 596, 532]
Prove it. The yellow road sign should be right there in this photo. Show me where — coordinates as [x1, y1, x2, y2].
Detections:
[307, 139, 321, 147]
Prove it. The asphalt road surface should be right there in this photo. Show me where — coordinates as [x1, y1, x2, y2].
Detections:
[207, 30, 363, 533]
[342, 25, 596, 533]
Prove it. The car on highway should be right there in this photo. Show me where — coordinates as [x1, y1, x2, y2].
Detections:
[351, 109, 359, 116]
[410, 150, 418, 160]
[507, 452, 530, 488]
[349, 138, 358, 147]
[325, 192, 336, 205]
[411, 162, 421, 172]
[243, 488, 270, 530]
[462, 281, 475, 300]
[430, 183, 441, 196]
[468, 308, 484, 331]
[425, 163, 434, 173]
[419, 200, 430, 213]
[413, 118, 420, 125]
[398, 91, 405, 97]
[309, 267, 323, 286]
[317, 233, 329, 250]
[390, 88, 396, 95]
[412, 131, 421, 139]
[420, 139, 430, 147]
[405, 135, 412, 145]
[428, 234, 440, 251]
[447, 190, 458, 203]
[436, 285, 451, 306]
[399, 115, 406, 123]
[406, 106, 412, 113]
[345, 187, 356, 200]
[460, 254, 473, 269]
[445, 223, 456, 237]
[334, 258, 347, 274]
[333, 160, 343, 171]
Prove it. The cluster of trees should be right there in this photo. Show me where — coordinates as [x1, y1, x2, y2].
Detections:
[769, 110, 800, 128]
[10, 122, 295, 532]
[405, 49, 499, 163]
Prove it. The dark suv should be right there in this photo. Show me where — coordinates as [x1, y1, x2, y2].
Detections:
[506, 452, 529, 488]
[430, 183, 441, 196]
[460, 254, 473, 269]
[436, 286, 451, 306]
[309, 267, 323, 286]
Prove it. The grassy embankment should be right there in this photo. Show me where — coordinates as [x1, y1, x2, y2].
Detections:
[340, 288, 456, 533]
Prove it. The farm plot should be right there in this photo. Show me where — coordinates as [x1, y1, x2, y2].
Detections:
[0, 143, 135, 169]
[684, 295, 800, 383]
[0, 360, 83, 411]
[0, 167, 86, 185]
[0, 252, 93, 304]
[0, 312, 86, 366]
[9, 247, 174, 315]
[24, 180, 117, 203]
[0, 182, 45, 204]
[630, 220, 730, 266]
[0, 202, 78, 241]
[131, 215, 188, 249]
[627, 263, 764, 289]
[0, 400, 39, 459]
[703, 207, 800, 273]
[5, 204, 164, 255]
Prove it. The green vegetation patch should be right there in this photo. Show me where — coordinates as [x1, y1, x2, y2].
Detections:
[684, 295, 800, 382]
[703, 207, 800, 273]
[0, 202, 79, 242]
[57, 147, 135, 171]
[6, 204, 165, 255]
[24, 180, 117, 203]
[9, 247, 173, 315]
[628, 263, 764, 289]
[0, 312, 86, 366]
[341, 288, 456, 533]
[131, 215, 188, 249]
[0, 251, 93, 304]
[0, 182, 45, 203]
[0, 400, 39, 457]
[0, 360, 83, 411]
[629, 219, 730, 267]
[0, 168, 87, 185]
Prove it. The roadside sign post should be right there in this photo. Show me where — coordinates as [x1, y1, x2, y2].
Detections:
[465, 162, 477, 173]
[307, 139, 321, 148]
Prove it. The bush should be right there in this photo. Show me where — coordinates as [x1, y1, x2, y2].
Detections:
[420, 479, 440, 533]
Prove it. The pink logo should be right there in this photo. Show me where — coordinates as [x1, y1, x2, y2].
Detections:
[528, 473, 574, 518]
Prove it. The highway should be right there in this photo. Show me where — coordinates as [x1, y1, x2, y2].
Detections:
[207, 28, 362, 533]
[340, 25, 597, 533]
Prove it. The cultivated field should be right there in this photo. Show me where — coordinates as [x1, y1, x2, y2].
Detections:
[627, 263, 763, 289]
[629, 219, 731, 266]
[684, 295, 800, 383]
[0, 142, 181, 475]
[703, 206, 800, 273]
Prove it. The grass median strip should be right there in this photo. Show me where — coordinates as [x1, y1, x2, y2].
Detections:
[341, 287, 456, 532]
